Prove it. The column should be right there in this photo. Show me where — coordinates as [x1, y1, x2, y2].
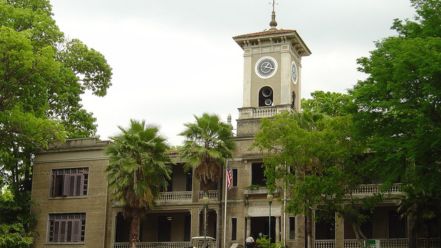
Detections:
[335, 212, 344, 248]
[191, 208, 201, 238]
[275, 217, 280, 242]
[110, 210, 118, 247]
[216, 209, 221, 248]
[246, 217, 251, 237]
[295, 215, 305, 248]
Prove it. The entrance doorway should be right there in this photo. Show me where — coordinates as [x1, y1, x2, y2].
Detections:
[250, 217, 275, 242]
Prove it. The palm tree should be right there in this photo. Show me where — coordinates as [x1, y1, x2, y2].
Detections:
[106, 120, 171, 248]
[180, 113, 235, 193]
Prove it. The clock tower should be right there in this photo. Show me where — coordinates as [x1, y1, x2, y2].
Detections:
[233, 6, 311, 136]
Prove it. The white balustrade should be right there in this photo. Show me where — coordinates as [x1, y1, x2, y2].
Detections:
[343, 239, 408, 248]
[156, 191, 192, 203]
[379, 238, 408, 247]
[315, 240, 335, 248]
[114, 242, 192, 248]
[343, 239, 361, 248]
[418, 238, 441, 248]
[351, 183, 402, 196]
[238, 106, 291, 119]
[198, 190, 219, 200]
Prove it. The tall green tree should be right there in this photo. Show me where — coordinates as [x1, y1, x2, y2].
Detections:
[106, 120, 171, 248]
[351, 0, 441, 244]
[254, 111, 368, 247]
[0, 0, 112, 246]
[179, 113, 234, 193]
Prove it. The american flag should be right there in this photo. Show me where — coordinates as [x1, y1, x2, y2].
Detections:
[226, 168, 233, 190]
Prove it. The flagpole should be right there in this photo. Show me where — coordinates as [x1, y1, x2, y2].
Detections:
[223, 159, 229, 248]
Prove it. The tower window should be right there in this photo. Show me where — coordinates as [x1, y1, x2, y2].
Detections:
[259, 86, 273, 107]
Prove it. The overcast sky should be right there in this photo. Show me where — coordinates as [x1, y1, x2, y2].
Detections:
[51, 0, 416, 145]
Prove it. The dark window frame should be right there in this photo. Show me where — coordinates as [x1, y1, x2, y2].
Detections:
[232, 169, 238, 187]
[51, 168, 89, 197]
[48, 213, 86, 243]
[289, 216, 296, 240]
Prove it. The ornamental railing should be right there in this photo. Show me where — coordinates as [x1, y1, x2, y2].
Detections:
[350, 183, 403, 196]
[379, 238, 408, 247]
[315, 240, 335, 248]
[156, 191, 192, 203]
[418, 238, 441, 248]
[314, 238, 440, 248]
[315, 239, 412, 248]
[114, 242, 191, 248]
[238, 105, 291, 119]
[198, 190, 219, 201]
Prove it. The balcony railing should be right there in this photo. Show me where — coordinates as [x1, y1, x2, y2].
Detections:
[156, 191, 192, 203]
[114, 242, 191, 248]
[238, 105, 291, 119]
[315, 240, 335, 248]
[418, 238, 441, 248]
[316, 239, 410, 248]
[350, 183, 403, 196]
[198, 190, 219, 201]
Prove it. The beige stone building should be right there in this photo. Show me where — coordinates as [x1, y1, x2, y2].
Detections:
[31, 10, 439, 248]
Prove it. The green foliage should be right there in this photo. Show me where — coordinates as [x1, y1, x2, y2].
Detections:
[179, 113, 234, 190]
[106, 120, 171, 211]
[255, 235, 283, 248]
[302, 91, 353, 116]
[106, 120, 171, 245]
[254, 112, 365, 214]
[0, 188, 33, 248]
[0, 0, 112, 245]
[352, 0, 441, 223]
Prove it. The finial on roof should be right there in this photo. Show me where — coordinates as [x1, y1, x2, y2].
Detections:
[269, 0, 278, 29]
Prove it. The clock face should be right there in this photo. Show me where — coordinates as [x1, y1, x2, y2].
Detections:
[255, 56, 278, 79]
[291, 62, 298, 84]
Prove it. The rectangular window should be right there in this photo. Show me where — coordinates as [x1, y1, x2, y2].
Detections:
[251, 162, 266, 186]
[48, 213, 86, 243]
[232, 169, 238, 187]
[289, 217, 295, 239]
[51, 168, 88, 197]
[231, 218, 237, 240]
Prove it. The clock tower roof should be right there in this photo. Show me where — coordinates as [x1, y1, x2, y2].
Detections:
[232, 29, 311, 57]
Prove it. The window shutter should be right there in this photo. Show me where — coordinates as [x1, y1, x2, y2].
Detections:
[68, 175, 75, 196]
[72, 219, 81, 242]
[53, 221, 60, 242]
[62, 175, 68, 196]
[60, 221, 66, 242]
[76, 175, 82, 196]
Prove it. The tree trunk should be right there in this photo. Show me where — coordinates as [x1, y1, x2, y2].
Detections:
[352, 223, 367, 247]
[129, 212, 140, 248]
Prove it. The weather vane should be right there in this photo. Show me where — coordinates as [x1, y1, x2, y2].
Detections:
[269, 0, 278, 29]
[271, 0, 277, 12]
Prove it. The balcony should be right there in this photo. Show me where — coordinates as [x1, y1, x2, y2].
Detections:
[314, 238, 440, 248]
[238, 105, 291, 119]
[350, 183, 403, 196]
[156, 191, 192, 204]
[198, 190, 219, 201]
[114, 242, 191, 248]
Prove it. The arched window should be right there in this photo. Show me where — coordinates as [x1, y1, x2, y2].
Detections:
[259, 86, 273, 107]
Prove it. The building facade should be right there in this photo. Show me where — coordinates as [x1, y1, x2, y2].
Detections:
[31, 11, 439, 248]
